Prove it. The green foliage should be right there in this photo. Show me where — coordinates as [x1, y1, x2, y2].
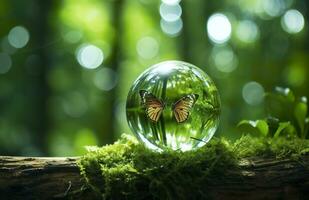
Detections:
[1, 0, 309, 157]
[78, 134, 309, 199]
[238, 119, 269, 137]
[238, 87, 309, 139]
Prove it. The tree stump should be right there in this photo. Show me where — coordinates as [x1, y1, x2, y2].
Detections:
[0, 155, 308, 200]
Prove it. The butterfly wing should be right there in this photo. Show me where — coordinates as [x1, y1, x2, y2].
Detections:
[139, 90, 164, 122]
[173, 94, 199, 123]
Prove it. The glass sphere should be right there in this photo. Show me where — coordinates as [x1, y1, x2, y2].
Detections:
[126, 61, 220, 151]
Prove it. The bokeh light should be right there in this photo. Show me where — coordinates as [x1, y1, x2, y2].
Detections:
[262, 0, 287, 17]
[284, 64, 306, 87]
[8, 26, 30, 48]
[281, 9, 305, 34]
[236, 20, 259, 43]
[160, 18, 183, 37]
[207, 13, 232, 44]
[62, 92, 88, 118]
[0, 52, 12, 74]
[159, 2, 182, 22]
[63, 30, 83, 43]
[1, 37, 17, 54]
[211, 45, 238, 73]
[1, 0, 309, 157]
[242, 81, 265, 106]
[93, 67, 118, 91]
[76, 44, 104, 69]
[136, 36, 159, 59]
[162, 0, 181, 5]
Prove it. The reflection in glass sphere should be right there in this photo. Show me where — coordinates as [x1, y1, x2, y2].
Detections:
[126, 61, 220, 151]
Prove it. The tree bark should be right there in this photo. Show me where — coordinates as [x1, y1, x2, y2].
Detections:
[0, 157, 95, 200]
[0, 156, 308, 200]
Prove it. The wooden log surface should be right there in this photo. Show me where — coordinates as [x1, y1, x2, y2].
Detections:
[0, 155, 308, 200]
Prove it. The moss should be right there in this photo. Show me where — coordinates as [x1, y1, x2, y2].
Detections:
[78, 134, 309, 200]
[233, 135, 309, 159]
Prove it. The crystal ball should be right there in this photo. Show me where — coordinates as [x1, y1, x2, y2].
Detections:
[126, 61, 220, 151]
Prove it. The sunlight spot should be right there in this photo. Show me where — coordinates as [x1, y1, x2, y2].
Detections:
[8, 26, 30, 48]
[136, 37, 159, 59]
[207, 13, 231, 44]
[281, 9, 305, 34]
[160, 18, 183, 37]
[152, 61, 177, 75]
[93, 67, 118, 91]
[236, 20, 259, 43]
[76, 44, 104, 69]
[0, 53, 12, 74]
[179, 143, 192, 152]
[242, 81, 265, 106]
[159, 3, 182, 22]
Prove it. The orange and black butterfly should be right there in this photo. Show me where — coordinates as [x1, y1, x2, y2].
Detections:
[172, 93, 199, 123]
[139, 90, 198, 123]
[139, 90, 165, 122]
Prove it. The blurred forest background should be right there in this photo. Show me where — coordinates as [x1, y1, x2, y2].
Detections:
[0, 0, 308, 156]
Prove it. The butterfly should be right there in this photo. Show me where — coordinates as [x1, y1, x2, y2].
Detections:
[139, 90, 199, 123]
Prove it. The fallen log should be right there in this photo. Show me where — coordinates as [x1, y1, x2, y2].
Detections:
[0, 155, 308, 199]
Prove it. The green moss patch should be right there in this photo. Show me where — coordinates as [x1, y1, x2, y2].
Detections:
[78, 135, 309, 199]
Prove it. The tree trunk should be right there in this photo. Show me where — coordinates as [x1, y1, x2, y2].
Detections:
[29, 0, 53, 155]
[0, 156, 308, 200]
[96, 0, 124, 145]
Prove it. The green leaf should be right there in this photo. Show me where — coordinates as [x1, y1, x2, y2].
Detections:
[266, 116, 279, 136]
[304, 117, 309, 139]
[294, 101, 307, 138]
[274, 87, 295, 102]
[265, 87, 295, 122]
[238, 120, 269, 137]
[273, 122, 294, 138]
